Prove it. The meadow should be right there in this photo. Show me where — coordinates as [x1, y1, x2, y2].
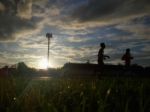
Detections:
[0, 76, 150, 112]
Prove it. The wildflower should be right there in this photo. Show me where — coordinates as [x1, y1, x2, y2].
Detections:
[80, 91, 84, 97]
[13, 97, 16, 101]
[67, 85, 70, 89]
[107, 88, 111, 95]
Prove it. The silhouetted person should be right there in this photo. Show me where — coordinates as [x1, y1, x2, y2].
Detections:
[122, 48, 133, 66]
[98, 43, 110, 66]
[96, 43, 110, 78]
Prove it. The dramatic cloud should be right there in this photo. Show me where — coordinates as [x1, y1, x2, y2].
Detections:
[116, 15, 150, 40]
[72, 0, 150, 22]
[72, 0, 124, 21]
[17, 0, 32, 19]
[0, 0, 36, 40]
[0, 15, 37, 40]
[0, 0, 149, 67]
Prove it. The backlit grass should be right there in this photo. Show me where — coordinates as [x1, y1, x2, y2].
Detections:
[0, 76, 150, 112]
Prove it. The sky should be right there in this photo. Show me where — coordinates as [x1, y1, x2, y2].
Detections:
[0, 0, 150, 68]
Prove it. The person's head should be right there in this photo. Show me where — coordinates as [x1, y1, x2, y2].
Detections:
[126, 48, 130, 53]
[100, 43, 105, 48]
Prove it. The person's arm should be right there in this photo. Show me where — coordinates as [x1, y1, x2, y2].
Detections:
[104, 55, 110, 59]
[122, 54, 125, 60]
[130, 56, 133, 59]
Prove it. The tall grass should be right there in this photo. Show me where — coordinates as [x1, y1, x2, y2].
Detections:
[0, 76, 150, 112]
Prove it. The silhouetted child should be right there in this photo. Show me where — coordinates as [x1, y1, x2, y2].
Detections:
[122, 48, 133, 66]
[98, 43, 110, 66]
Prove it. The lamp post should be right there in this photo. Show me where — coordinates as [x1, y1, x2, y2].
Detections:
[46, 33, 52, 68]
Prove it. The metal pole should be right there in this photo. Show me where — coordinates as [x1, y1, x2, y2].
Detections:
[46, 33, 52, 69]
[47, 37, 50, 68]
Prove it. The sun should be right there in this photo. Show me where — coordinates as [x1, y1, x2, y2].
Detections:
[38, 58, 50, 69]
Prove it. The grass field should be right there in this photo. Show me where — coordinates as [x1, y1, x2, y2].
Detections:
[0, 76, 150, 112]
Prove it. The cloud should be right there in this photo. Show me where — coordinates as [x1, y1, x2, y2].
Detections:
[72, 0, 123, 21]
[0, 14, 38, 41]
[115, 15, 150, 40]
[0, 0, 69, 41]
[0, 0, 149, 41]
[71, 0, 150, 22]
[17, 0, 32, 19]
[0, 0, 38, 41]
[67, 36, 90, 43]
[18, 36, 47, 49]
[141, 45, 150, 52]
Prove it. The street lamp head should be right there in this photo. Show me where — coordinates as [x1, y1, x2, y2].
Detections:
[46, 33, 52, 38]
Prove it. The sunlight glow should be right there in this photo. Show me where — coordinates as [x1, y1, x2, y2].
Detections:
[38, 58, 53, 69]
[38, 58, 48, 69]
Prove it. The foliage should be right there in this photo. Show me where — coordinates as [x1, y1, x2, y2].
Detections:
[0, 76, 150, 112]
